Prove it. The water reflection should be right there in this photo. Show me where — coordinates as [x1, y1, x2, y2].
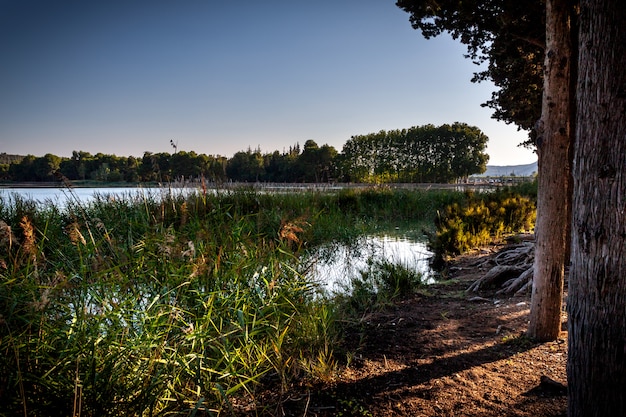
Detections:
[306, 235, 434, 293]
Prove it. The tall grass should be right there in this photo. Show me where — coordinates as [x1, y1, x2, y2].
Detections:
[334, 257, 427, 320]
[0, 186, 464, 416]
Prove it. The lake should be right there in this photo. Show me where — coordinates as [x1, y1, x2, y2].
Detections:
[0, 186, 196, 207]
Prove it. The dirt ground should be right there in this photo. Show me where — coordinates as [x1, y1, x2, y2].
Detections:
[277, 243, 569, 416]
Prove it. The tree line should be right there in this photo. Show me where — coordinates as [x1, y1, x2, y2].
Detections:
[0, 123, 489, 184]
[343, 123, 488, 183]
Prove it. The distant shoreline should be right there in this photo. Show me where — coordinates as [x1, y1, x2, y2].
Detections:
[0, 181, 158, 189]
[0, 181, 517, 193]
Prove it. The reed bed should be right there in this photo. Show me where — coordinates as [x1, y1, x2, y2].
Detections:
[0, 186, 464, 416]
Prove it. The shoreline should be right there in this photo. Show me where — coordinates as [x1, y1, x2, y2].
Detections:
[0, 181, 168, 189]
[0, 181, 509, 191]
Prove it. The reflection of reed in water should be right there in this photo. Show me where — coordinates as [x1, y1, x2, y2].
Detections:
[307, 235, 434, 293]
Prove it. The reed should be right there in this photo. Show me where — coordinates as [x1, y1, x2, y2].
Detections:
[333, 257, 427, 321]
[0, 186, 463, 416]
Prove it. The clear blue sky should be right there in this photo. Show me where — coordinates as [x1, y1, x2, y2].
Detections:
[0, 0, 536, 166]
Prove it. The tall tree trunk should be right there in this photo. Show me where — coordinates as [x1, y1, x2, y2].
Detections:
[527, 0, 574, 342]
[568, 0, 626, 415]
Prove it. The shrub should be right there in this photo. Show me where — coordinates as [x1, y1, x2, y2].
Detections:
[429, 186, 537, 268]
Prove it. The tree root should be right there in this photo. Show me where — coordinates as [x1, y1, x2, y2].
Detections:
[493, 242, 534, 266]
[467, 238, 535, 295]
[497, 267, 534, 296]
[467, 265, 528, 292]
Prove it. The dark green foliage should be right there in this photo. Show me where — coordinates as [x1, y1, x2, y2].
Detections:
[0, 153, 24, 165]
[396, 0, 545, 146]
[335, 189, 361, 213]
[429, 184, 537, 267]
[341, 123, 490, 183]
[2, 122, 498, 185]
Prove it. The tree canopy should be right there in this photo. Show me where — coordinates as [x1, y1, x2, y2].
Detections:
[397, 0, 545, 144]
[341, 123, 489, 183]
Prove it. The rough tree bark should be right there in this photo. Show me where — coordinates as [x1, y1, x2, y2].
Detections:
[527, 0, 574, 342]
[567, 0, 626, 414]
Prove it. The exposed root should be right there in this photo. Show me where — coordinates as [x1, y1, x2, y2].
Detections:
[497, 267, 534, 296]
[467, 265, 528, 292]
[493, 242, 534, 266]
[467, 237, 535, 295]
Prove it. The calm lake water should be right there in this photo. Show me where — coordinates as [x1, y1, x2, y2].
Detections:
[0, 186, 195, 207]
[308, 234, 434, 292]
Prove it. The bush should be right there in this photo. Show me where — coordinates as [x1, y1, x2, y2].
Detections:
[429, 186, 537, 268]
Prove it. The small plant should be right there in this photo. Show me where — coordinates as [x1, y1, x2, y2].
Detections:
[502, 333, 534, 349]
[336, 397, 373, 417]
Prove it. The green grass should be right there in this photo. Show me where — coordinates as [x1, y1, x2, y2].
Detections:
[0, 186, 470, 416]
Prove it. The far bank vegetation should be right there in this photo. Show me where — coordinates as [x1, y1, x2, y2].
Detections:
[0, 123, 489, 185]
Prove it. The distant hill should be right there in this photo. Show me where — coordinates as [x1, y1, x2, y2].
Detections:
[476, 161, 538, 177]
